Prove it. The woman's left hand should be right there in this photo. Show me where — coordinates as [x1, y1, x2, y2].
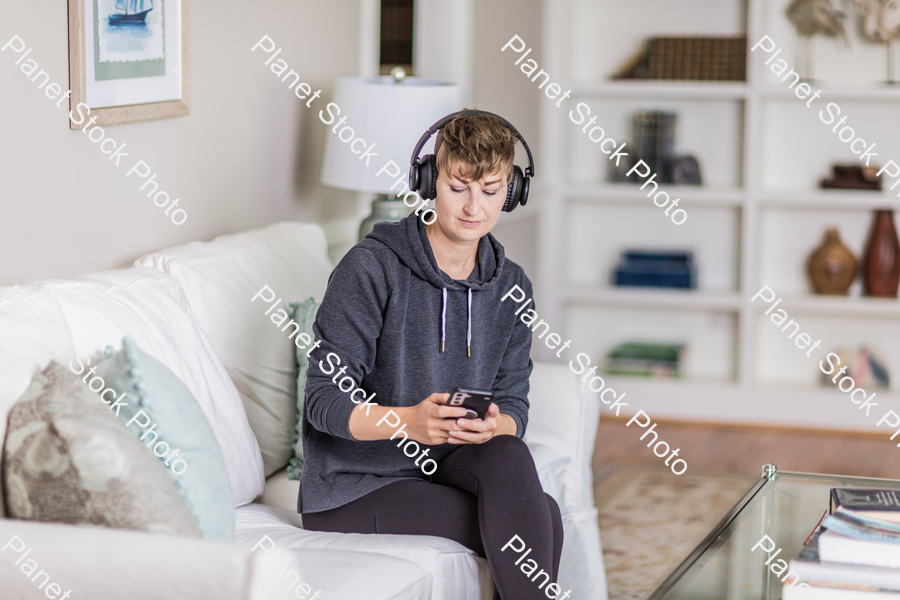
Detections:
[447, 403, 516, 444]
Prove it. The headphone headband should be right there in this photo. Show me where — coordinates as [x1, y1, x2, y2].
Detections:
[409, 109, 535, 178]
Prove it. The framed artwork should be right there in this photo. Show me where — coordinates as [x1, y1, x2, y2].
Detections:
[67, 0, 190, 128]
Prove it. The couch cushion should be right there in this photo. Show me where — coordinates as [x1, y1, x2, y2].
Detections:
[96, 337, 235, 540]
[4, 362, 200, 537]
[235, 503, 493, 600]
[244, 512, 433, 600]
[0, 268, 265, 506]
[258, 468, 301, 513]
[135, 222, 332, 477]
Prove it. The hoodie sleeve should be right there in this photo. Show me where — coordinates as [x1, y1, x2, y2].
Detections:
[491, 271, 534, 439]
[304, 247, 388, 440]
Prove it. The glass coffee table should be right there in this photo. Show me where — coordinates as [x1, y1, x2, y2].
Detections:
[647, 463, 900, 600]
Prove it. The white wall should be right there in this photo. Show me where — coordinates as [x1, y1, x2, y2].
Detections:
[0, 0, 362, 285]
[415, 0, 473, 105]
[0, 0, 542, 286]
[471, 0, 542, 278]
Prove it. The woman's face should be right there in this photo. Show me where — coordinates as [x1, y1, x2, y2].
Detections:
[432, 162, 508, 244]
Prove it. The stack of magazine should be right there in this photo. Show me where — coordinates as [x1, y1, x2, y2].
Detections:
[785, 489, 900, 598]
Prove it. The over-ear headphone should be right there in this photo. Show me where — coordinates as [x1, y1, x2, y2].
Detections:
[408, 109, 535, 213]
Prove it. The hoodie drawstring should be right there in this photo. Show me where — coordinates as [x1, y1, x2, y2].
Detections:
[440, 287, 473, 358]
[441, 287, 447, 353]
[467, 288, 472, 358]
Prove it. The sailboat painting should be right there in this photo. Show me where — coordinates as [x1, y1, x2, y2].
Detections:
[96, 0, 164, 64]
[109, 0, 153, 24]
[71, 0, 185, 124]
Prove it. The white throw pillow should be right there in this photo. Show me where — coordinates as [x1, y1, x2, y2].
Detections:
[135, 222, 332, 477]
[0, 287, 75, 442]
[0, 268, 265, 507]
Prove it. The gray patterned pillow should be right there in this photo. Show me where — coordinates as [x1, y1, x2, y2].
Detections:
[2, 361, 201, 537]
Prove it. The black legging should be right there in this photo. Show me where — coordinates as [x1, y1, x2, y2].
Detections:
[303, 435, 564, 600]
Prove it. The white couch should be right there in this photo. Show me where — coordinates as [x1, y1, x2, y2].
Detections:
[0, 222, 608, 600]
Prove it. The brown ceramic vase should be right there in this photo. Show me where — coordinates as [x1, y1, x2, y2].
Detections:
[807, 228, 857, 295]
[864, 210, 900, 298]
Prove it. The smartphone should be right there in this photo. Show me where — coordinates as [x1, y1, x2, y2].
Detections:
[447, 388, 494, 420]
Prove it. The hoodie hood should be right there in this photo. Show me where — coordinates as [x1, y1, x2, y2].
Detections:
[366, 213, 507, 291]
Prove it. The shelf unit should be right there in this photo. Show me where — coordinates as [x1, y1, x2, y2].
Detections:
[758, 191, 900, 210]
[562, 287, 741, 312]
[536, 0, 900, 431]
[565, 184, 745, 207]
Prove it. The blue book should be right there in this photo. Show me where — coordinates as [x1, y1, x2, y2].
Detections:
[613, 250, 696, 289]
[822, 511, 900, 543]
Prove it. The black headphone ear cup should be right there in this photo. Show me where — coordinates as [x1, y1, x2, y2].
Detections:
[409, 155, 436, 195]
[503, 165, 525, 212]
[420, 154, 438, 200]
[408, 161, 421, 193]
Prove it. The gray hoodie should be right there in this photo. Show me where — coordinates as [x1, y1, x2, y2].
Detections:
[298, 213, 534, 514]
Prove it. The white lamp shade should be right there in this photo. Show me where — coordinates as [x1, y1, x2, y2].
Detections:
[320, 76, 461, 194]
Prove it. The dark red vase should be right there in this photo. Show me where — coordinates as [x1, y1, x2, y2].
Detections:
[864, 210, 900, 297]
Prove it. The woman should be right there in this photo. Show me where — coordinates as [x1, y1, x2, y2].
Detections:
[299, 111, 564, 600]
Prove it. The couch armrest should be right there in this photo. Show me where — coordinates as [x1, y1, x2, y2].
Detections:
[0, 519, 252, 600]
[523, 362, 609, 600]
[523, 361, 601, 515]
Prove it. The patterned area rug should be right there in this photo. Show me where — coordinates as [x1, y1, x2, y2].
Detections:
[593, 465, 757, 600]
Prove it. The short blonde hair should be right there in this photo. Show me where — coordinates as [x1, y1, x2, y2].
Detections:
[434, 112, 517, 185]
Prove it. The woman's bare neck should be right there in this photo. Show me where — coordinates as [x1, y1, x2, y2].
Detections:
[425, 222, 479, 281]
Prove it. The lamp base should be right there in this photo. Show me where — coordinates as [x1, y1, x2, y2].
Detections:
[358, 196, 413, 241]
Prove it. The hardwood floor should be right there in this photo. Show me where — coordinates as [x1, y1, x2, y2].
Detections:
[592, 416, 900, 481]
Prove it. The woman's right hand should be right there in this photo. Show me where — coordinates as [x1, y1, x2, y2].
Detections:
[400, 393, 468, 445]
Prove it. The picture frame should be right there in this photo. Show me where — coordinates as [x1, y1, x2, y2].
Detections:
[67, 0, 190, 128]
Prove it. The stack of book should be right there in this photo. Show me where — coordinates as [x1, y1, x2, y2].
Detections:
[785, 489, 900, 598]
[612, 250, 696, 289]
[605, 342, 684, 379]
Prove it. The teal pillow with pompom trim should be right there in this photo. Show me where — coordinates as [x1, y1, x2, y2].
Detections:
[95, 337, 235, 540]
[287, 298, 319, 481]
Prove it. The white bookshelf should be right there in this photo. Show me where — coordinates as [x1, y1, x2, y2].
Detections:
[536, 0, 900, 431]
